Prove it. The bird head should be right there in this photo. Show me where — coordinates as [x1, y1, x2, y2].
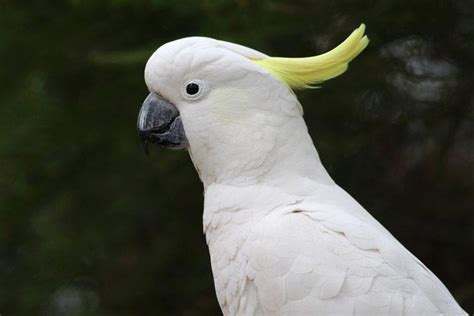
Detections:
[138, 25, 368, 186]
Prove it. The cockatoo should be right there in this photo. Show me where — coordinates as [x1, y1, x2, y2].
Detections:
[137, 24, 466, 315]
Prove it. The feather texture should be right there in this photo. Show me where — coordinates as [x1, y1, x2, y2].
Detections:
[204, 183, 467, 315]
[143, 31, 466, 316]
[253, 24, 369, 89]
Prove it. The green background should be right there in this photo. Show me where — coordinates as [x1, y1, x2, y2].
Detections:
[1, 0, 473, 315]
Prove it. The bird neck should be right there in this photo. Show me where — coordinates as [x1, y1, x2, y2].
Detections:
[187, 114, 334, 192]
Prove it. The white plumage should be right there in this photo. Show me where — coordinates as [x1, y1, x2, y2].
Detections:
[143, 32, 467, 315]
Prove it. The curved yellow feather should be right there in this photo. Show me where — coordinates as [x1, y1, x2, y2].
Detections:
[253, 24, 369, 90]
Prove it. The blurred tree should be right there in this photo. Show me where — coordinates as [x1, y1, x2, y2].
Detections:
[0, 0, 473, 315]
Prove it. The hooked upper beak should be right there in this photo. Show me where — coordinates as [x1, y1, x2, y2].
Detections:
[137, 92, 188, 155]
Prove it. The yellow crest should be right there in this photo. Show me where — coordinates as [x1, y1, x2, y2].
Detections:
[253, 24, 369, 90]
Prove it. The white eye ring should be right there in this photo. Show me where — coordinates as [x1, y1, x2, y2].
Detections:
[181, 79, 208, 101]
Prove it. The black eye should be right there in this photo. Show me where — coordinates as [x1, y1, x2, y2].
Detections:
[186, 82, 200, 95]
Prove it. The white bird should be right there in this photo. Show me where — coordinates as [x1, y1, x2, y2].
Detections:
[137, 24, 467, 315]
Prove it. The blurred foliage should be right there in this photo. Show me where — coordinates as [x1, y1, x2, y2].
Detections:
[0, 0, 473, 315]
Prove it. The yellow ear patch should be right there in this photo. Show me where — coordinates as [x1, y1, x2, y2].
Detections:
[253, 24, 369, 90]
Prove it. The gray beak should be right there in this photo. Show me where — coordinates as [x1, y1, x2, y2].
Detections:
[137, 92, 188, 155]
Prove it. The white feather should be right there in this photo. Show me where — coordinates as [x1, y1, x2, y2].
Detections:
[144, 37, 467, 315]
